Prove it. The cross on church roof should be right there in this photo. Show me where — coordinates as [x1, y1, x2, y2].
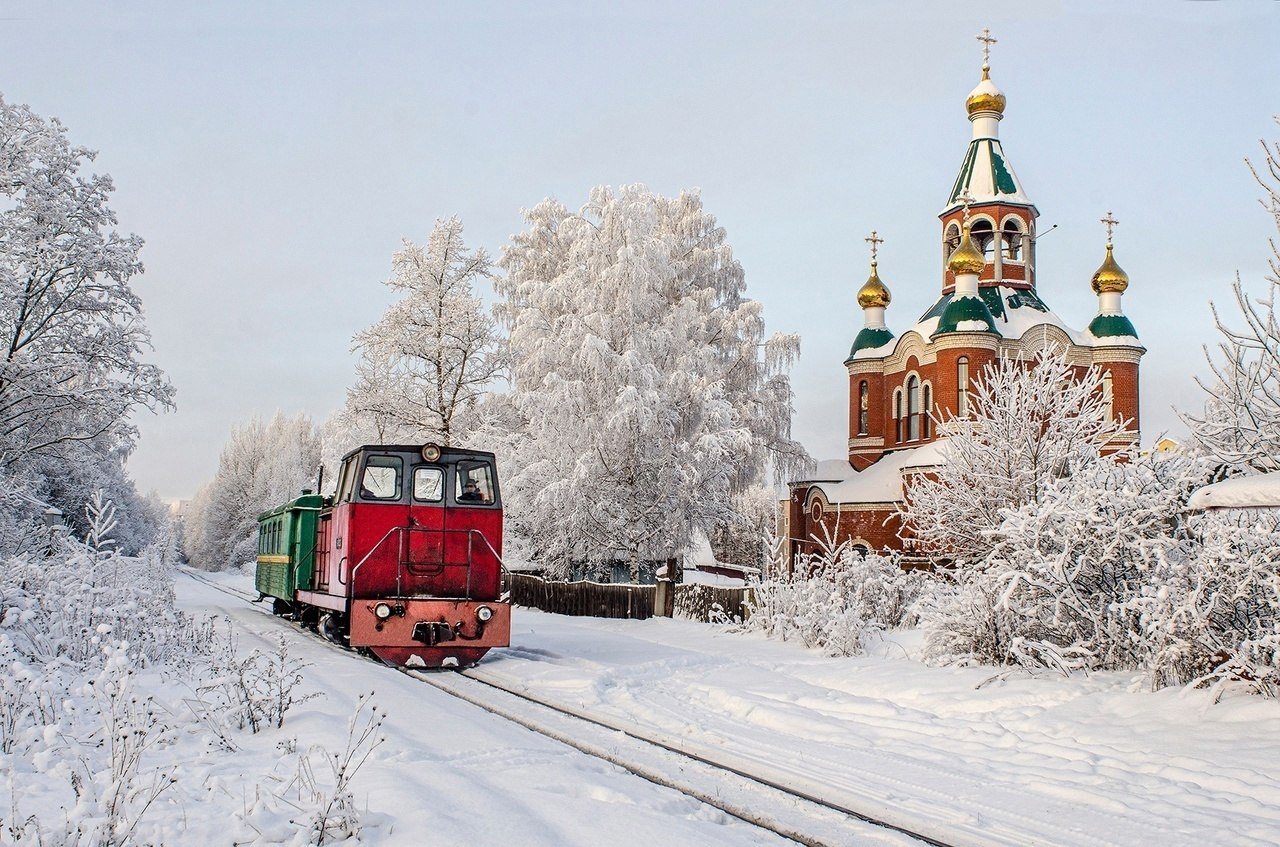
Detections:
[958, 190, 974, 224]
[1101, 210, 1119, 246]
[977, 28, 997, 73]
[865, 230, 883, 263]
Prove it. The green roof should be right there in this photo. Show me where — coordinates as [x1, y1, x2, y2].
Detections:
[932, 294, 999, 336]
[1088, 313, 1139, 339]
[845, 327, 895, 362]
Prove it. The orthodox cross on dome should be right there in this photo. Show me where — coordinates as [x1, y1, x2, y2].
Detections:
[865, 230, 883, 263]
[958, 190, 974, 224]
[977, 28, 997, 76]
[1101, 210, 1119, 246]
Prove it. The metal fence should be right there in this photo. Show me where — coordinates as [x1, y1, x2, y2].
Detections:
[506, 572, 752, 623]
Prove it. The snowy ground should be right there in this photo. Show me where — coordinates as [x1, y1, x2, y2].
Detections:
[171, 571, 1280, 846]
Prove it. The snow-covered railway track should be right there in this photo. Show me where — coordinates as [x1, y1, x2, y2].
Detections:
[409, 667, 951, 847]
[179, 567, 261, 604]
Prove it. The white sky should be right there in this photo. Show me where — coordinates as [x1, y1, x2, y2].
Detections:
[2, 1, 1277, 501]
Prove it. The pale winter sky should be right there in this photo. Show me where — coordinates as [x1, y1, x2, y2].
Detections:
[2, 1, 1277, 501]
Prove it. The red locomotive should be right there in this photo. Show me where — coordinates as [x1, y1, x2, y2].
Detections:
[256, 443, 510, 668]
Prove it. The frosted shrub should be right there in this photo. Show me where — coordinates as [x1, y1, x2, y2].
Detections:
[196, 625, 318, 735]
[1133, 511, 1280, 695]
[919, 454, 1205, 673]
[744, 531, 929, 656]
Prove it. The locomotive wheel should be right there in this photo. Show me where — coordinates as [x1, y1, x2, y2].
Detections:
[318, 612, 346, 643]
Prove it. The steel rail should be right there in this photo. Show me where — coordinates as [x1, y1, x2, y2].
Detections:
[408, 668, 957, 847]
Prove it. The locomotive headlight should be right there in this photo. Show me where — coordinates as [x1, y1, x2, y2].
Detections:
[421, 443, 442, 462]
[476, 605, 494, 622]
[374, 603, 394, 621]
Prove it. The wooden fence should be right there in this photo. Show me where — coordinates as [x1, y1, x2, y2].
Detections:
[505, 572, 752, 623]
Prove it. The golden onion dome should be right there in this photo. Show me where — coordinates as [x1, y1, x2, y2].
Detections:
[857, 261, 892, 308]
[947, 223, 986, 275]
[966, 68, 1007, 117]
[1091, 244, 1129, 294]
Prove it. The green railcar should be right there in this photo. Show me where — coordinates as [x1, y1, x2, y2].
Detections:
[255, 491, 327, 608]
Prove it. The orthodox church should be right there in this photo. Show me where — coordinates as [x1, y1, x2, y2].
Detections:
[783, 34, 1143, 564]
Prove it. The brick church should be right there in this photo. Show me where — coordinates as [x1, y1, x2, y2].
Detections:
[783, 35, 1143, 564]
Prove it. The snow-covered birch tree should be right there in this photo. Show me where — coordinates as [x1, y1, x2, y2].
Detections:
[900, 346, 1123, 564]
[0, 94, 172, 545]
[492, 185, 808, 581]
[183, 412, 321, 571]
[346, 217, 501, 447]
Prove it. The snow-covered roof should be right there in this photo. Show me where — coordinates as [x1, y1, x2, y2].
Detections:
[813, 439, 949, 505]
[944, 137, 1033, 211]
[1187, 474, 1280, 510]
[896, 286, 1090, 347]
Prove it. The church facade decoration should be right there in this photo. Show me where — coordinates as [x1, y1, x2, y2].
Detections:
[784, 32, 1144, 565]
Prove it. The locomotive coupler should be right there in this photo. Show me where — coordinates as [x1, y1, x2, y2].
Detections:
[411, 621, 456, 645]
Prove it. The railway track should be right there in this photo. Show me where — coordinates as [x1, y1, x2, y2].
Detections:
[180, 567, 262, 603]
[409, 667, 958, 847]
[180, 570, 955, 846]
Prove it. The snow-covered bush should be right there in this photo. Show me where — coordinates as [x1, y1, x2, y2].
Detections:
[918, 453, 1208, 673]
[1131, 509, 1280, 695]
[0, 497, 184, 667]
[743, 530, 930, 656]
[192, 623, 319, 736]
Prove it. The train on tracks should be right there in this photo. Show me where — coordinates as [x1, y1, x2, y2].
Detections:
[254, 443, 510, 668]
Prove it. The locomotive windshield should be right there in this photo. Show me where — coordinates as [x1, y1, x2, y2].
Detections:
[360, 455, 403, 500]
[412, 466, 444, 502]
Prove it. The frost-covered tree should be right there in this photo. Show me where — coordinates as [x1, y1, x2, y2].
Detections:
[901, 346, 1123, 564]
[492, 185, 808, 581]
[183, 412, 321, 571]
[1189, 117, 1280, 473]
[346, 217, 501, 447]
[0, 94, 173, 494]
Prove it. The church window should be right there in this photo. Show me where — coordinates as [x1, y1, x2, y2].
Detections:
[1003, 219, 1023, 260]
[957, 357, 970, 417]
[922, 382, 932, 439]
[907, 376, 921, 441]
[858, 381, 869, 435]
[1103, 370, 1114, 421]
[895, 390, 904, 442]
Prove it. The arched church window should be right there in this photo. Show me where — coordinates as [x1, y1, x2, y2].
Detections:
[907, 376, 921, 441]
[894, 389, 903, 443]
[957, 357, 970, 417]
[922, 382, 932, 439]
[1003, 219, 1023, 261]
[1103, 370, 1114, 421]
[858, 381, 869, 435]
[970, 219, 995, 260]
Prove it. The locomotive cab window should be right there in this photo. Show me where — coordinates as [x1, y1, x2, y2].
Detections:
[359, 455, 403, 501]
[455, 460, 496, 505]
[335, 457, 356, 503]
[413, 466, 444, 503]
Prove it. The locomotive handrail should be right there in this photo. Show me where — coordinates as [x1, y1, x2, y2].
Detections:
[346, 525, 403, 587]
[347, 526, 503, 596]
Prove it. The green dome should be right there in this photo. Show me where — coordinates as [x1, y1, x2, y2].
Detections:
[933, 294, 999, 336]
[1088, 313, 1139, 340]
[845, 327, 895, 362]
